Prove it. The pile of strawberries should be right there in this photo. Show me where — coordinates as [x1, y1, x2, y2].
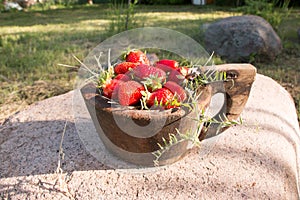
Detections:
[99, 49, 190, 110]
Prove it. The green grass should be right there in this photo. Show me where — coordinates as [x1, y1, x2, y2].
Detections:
[0, 4, 299, 122]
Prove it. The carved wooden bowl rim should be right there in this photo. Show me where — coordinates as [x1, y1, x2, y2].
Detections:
[81, 82, 212, 122]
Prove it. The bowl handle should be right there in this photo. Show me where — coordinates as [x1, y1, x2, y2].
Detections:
[199, 64, 257, 140]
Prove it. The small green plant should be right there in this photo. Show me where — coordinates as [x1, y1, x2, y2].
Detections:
[32, 0, 58, 10]
[235, 0, 291, 30]
[0, 0, 5, 12]
[107, 0, 139, 34]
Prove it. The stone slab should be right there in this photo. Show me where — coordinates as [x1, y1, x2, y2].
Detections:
[0, 74, 299, 199]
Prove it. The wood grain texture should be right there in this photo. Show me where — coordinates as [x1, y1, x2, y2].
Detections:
[200, 64, 257, 140]
[81, 84, 212, 154]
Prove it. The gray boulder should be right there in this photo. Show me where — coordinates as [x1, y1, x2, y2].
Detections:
[204, 15, 282, 62]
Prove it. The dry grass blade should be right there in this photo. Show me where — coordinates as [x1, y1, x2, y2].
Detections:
[56, 121, 67, 174]
[72, 54, 98, 77]
[57, 63, 79, 69]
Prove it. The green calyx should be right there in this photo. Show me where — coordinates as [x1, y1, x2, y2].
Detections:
[141, 74, 164, 92]
[97, 65, 114, 88]
[140, 89, 151, 110]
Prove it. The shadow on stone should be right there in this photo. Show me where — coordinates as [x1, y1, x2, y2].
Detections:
[0, 120, 109, 178]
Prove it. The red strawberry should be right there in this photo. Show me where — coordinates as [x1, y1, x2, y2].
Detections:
[168, 67, 189, 85]
[163, 81, 187, 102]
[155, 63, 174, 73]
[114, 62, 138, 74]
[118, 81, 145, 106]
[156, 59, 179, 70]
[147, 88, 179, 109]
[125, 50, 150, 65]
[102, 79, 123, 99]
[168, 69, 185, 85]
[114, 74, 130, 82]
[132, 64, 166, 82]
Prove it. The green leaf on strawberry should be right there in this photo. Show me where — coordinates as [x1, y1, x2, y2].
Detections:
[98, 66, 115, 94]
[141, 74, 164, 92]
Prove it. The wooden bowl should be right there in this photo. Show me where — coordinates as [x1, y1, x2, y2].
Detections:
[80, 63, 257, 166]
[81, 83, 212, 166]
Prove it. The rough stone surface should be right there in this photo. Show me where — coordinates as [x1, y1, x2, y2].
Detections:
[298, 28, 300, 41]
[204, 15, 282, 62]
[0, 74, 299, 199]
